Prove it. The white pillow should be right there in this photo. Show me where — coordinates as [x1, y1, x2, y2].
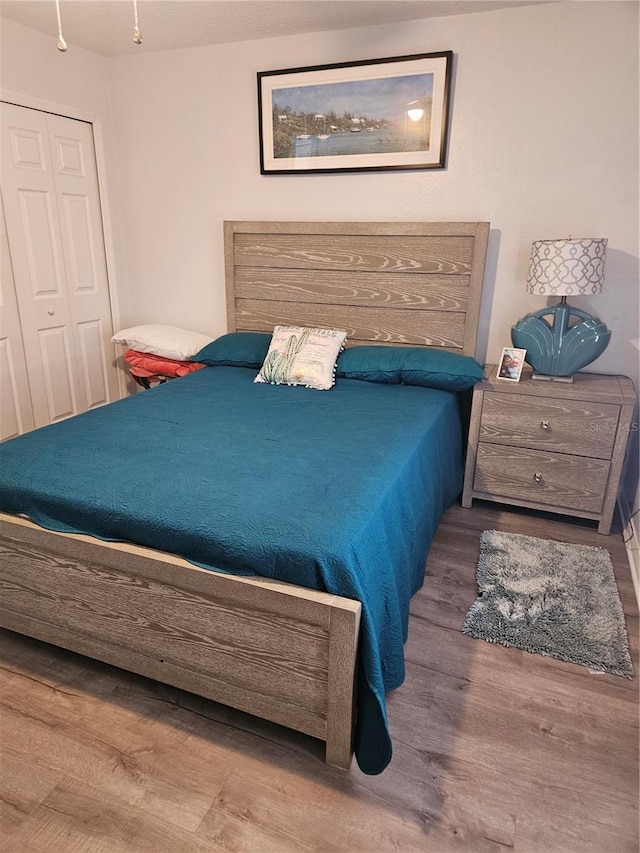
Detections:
[111, 324, 214, 361]
[255, 325, 347, 390]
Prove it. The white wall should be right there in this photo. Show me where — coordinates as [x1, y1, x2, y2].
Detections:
[1, 18, 108, 111]
[106, 1, 639, 390]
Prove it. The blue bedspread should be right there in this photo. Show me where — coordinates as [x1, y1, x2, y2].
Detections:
[0, 366, 463, 773]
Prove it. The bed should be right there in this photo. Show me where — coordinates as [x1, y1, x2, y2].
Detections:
[0, 220, 489, 774]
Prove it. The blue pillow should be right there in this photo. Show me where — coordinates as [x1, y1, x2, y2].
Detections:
[336, 346, 485, 391]
[192, 332, 271, 367]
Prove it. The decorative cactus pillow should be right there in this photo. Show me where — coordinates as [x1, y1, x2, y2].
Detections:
[255, 325, 347, 390]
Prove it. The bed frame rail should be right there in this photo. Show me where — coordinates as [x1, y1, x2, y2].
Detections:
[0, 513, 361, 769]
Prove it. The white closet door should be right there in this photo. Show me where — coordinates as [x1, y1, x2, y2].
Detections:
[48, 112, 119, 412]
[0, 190, 35, 440]
[1, 102, 118, 428]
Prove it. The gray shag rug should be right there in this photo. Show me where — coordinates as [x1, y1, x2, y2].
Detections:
[462, 530, 634, 677]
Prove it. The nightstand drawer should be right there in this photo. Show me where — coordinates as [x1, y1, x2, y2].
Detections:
[478, 393, 619, 459]
[474, 443, 610, 513]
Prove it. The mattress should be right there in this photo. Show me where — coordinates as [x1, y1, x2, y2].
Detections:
[0, 365, 464, 773]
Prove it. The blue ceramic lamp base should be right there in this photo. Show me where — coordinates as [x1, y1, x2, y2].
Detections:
[511, 301, 611, 380]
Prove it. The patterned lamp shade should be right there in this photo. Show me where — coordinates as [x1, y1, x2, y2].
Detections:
[527, 238, 607, 297]
[513, 236, 611, 377]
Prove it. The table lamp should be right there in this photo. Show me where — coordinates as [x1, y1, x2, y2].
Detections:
[511, 237, 610, 381]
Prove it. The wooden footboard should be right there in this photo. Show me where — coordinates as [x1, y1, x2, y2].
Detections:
[0, 513, 361, 769]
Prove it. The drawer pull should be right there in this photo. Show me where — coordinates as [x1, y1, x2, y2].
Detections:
[533, 472, 544, 483]
[540, 420, 551, 431]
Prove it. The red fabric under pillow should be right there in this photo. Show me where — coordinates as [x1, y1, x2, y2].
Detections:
[123, 348, 206, 379]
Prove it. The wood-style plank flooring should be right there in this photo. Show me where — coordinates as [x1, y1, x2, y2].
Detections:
[1, 502, 638, 852]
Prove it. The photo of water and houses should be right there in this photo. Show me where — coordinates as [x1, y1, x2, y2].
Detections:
[271, 73, 434, 159]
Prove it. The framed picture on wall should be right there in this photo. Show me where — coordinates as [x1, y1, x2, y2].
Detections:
[497, 347, 527, 382]
[257, 51, 453, 175]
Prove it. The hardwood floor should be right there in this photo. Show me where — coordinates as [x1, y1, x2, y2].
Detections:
[1, 502, 638, 852]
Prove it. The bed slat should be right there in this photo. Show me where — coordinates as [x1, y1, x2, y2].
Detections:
[235, 269, 470, 312]
[236, 300, 466, 347]
[233, 233, 475, 274]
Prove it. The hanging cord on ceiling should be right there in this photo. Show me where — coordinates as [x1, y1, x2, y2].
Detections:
[55, 0, 67, 51]
[133, 0, 143, 44]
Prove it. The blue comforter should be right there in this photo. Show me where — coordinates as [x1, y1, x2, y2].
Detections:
[0, 366, 463, 773]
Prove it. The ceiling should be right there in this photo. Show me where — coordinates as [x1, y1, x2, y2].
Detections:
[0, 0, 552, 56]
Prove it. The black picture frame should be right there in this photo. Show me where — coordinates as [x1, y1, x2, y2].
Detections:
[257, 51, 453, 175]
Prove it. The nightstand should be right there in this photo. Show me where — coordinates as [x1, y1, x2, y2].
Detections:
[462, 366, 636, 534]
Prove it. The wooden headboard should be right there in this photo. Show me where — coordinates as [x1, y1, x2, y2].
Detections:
[224, 221, 489, 356]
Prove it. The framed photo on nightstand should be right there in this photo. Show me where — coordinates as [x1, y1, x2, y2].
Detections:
[497, 347, 526, 381]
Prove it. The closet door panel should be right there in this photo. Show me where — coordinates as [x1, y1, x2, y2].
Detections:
[8, 124, 47, 172]
[37, 324, 77, 421]
[1, 103, 82, 426]
[0, 340, 21, 440]
[0, 192, 35, 440]
[49, 113, 117, 410]
[18, 189, 66, 296]
[77, 318, 108, 408]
